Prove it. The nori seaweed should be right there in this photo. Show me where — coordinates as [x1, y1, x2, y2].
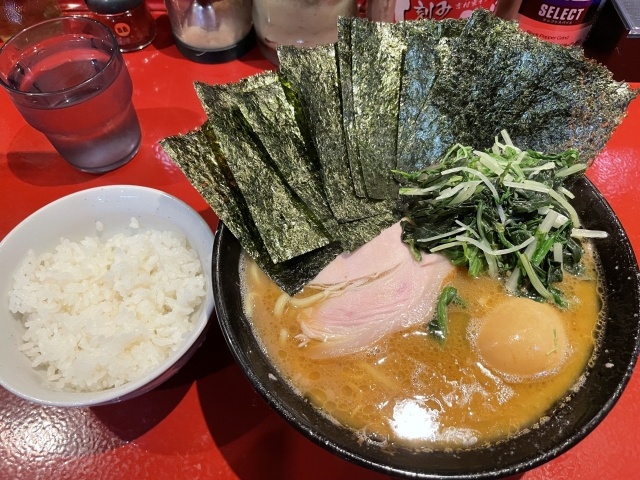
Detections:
[351, 18, 406, 199]
[191, 74, 399, 280]
[194, 83, 331, 264]
[160, 123, 341, 295]
[396, 18, 465, 173]
[240, 84, 335, 227]
[334, 211, 399, 252]
[277, 44, 391, 223]
[222, 75, 333, 228]
[197, 75, 336, 232]
[160, 122, 264, 262]
[337, 16, 367, 198]
[164, 12, 635, 293]
[409, 9, 637, 167]
[265, 243, 343, 294]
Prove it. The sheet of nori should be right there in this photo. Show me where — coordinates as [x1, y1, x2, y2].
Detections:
[414, 9, 637, 167]
[194, 84, 331, 264]
[160, 123, 341, 296]
[265, 243, 343, 295]
[160, 122, 264, 262]
[396, 18, 465, 173]
[569, 57, 638, 162]
[334, 210, 399, 253]
[277, 44, 392, 223]
[337, 17, 367, 198]
[229, 74, 335, 229]
[351, 18, 405, 199]
[195, 76, 333, 230]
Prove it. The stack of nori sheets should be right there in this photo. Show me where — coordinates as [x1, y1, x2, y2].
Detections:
[161, 9, 636, 296]
[161, 68, 399, 295]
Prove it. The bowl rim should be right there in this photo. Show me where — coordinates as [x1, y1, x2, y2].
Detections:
[0, 184, 215, 407]
[213, 176, 640, 479]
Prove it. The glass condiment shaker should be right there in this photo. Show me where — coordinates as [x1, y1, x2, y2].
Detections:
[0, 0, 61, 42]
[85, 0, 157, 52]
[164, 0, 255, 63]
[253, 0, 358, 65]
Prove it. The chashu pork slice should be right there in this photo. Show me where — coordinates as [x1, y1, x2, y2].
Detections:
[299, 222, 454, 358]
[311, 222, 411, 286]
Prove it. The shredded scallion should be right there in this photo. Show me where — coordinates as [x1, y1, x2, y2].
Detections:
[398, 134, 603, 309]
[571, 228, 609, 239]
[454, 235, 536, 256]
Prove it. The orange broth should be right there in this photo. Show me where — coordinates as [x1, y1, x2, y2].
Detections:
[240, 247, 602, 449]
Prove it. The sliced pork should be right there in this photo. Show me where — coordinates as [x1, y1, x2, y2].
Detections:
[311, 222, 412, 286]
[297, 222, 454, 358]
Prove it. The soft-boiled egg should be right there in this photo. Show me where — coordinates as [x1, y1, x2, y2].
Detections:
[474, 297, 568, 379]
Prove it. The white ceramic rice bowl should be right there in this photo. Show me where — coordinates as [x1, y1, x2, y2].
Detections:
[0, 185, 215, 406]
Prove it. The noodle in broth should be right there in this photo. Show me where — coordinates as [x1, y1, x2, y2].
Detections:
[241, 244, 602, 449]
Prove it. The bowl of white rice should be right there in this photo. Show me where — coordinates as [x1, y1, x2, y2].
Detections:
[0, 185, 215, 406]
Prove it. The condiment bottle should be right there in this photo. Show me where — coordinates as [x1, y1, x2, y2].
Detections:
[85, 0, 157, 52]
[253, 0, 358, 65]
[164, 0, 255, 64]
[498, 0, 605, 45]
[368, 0, 499, 23]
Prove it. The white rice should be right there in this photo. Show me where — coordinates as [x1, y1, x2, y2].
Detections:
[8, 223, 206, 392]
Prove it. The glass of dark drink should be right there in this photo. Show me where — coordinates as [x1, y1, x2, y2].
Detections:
[0, 16, 141, 173]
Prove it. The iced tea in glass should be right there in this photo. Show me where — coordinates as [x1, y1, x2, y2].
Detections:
[0, 16, 141, 173]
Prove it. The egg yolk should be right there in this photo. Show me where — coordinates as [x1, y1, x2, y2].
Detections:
[475, 297, 568, 379]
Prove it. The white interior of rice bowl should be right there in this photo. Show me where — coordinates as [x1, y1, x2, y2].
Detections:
[0, 186, 215, 406]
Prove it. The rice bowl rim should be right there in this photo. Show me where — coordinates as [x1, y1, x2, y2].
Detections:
[0, 185, 215, 407]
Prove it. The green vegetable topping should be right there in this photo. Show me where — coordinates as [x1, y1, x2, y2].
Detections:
[399, 131, 607, 308]
[429, 286, 465, 341]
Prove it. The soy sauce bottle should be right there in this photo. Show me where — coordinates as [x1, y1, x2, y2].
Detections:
[85, 0, 157, 52]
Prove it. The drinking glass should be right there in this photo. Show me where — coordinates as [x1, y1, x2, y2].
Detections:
[0, 16, 141, 173]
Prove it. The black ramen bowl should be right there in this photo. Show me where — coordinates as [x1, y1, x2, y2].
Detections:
[212, 176, 640, 479]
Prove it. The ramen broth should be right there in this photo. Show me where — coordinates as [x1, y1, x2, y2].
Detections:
[241, 246, 602, 448]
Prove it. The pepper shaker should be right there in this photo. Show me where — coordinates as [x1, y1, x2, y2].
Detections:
[252, 0, 357, 65]
[164, 0, 255, 63]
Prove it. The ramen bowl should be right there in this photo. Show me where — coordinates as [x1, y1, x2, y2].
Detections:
[212, 177, 640, 479]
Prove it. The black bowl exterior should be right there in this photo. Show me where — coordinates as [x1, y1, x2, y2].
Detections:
[212, 176, 640, 479]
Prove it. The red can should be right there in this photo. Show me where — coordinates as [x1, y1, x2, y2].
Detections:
[517, 0, 604, 46]
[394, 0, 498, 21]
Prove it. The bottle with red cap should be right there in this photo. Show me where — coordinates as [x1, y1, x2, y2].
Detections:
[85, 0, 157, 52]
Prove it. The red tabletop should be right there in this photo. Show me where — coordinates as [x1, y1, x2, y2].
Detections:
[1, 11, 639, 480]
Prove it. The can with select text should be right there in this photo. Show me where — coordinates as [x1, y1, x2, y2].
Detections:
[517, 0, 604, 45]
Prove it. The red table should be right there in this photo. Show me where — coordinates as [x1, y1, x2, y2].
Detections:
[1, 12, 639, 480]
